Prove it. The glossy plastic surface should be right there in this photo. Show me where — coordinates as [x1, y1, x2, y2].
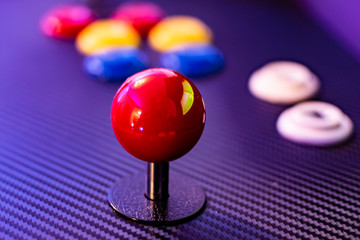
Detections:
[148, 16, 213, 51]
[277, 101, 354, 146]
[84, 47, 148, 82]
[40, 4, 96, 39]
[112, 2, 165, 37]
[111, 68, 206, 163]
[248, 61, 320, 104]
[76, 20, 140, 55]
[160, 44, 224, 78]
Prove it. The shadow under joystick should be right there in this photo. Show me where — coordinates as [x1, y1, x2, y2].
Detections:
[108, 68, 206, 224]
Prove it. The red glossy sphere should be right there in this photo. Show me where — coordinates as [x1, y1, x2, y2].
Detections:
[40, 5, 96, 39]
[112, 2, 165, 37]
[111, 68, 206, 163]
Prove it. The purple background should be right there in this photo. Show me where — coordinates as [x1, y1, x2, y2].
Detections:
[300, 0, 360, 63]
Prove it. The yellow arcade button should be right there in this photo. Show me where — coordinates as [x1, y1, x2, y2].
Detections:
[76, 19, 141, 55]
[148, 16, 213, 52]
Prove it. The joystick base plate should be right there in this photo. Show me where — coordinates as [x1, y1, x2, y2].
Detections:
[108, 173, 206, 224]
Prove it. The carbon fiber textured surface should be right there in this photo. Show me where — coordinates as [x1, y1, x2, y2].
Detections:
[0, 0, 360, 239]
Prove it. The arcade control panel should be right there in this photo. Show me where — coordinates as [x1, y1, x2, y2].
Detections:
[0, 0, 359, 239]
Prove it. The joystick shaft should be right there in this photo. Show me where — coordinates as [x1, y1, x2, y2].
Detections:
[146, 162, 169, 201]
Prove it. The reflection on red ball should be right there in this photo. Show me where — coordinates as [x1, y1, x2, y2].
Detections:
[112, 2, 165, 37]
[40, 4, 96, 39]
[111, 68, 206, 163]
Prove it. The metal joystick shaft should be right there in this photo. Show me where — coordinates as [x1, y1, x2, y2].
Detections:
[108, 162, 205, 224]
[108, 69, 206, 224]
[146, 163, 169, 201]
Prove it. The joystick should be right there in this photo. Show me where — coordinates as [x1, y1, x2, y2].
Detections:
[108, 68, 206, 224]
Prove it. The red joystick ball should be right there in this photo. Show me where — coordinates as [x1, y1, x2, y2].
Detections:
[111, 68, 205, 163]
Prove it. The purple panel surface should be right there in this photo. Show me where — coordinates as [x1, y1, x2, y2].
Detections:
[0, 0, 359, 239]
